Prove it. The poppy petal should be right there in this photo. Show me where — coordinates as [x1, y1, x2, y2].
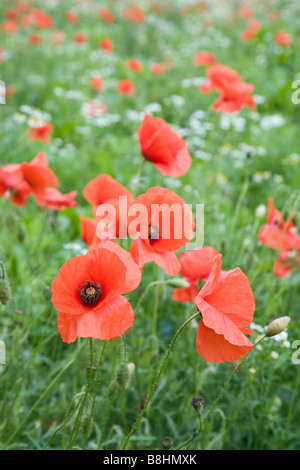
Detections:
[196, 320, 253, 363]
[57, 295, 134, 343]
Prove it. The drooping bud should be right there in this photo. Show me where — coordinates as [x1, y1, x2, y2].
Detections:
[191, 397, 205, 408]
[0, 279, 11, 306]
[166, 278, 190, 288]
[116, 362, 130, 389]
[161, 436, 174, 448]
[266, 316, 290, 337]
[0, 262, 11, 306]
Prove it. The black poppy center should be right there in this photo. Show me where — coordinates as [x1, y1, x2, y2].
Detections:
[148, 223, 160, 241]
[79, 280, 101, 305]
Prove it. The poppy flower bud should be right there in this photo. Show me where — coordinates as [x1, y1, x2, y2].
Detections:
[161, 436, 174, 448]
[266, 316, 290, 337]
[18, 226, 25, 243]
[255, 204, 267, 219]
[116, 363, 130, 389]
[166, 278, 190, 288]
[0, 279, 11, 305]
[127, 362, 136, 377]
[191, 397, 205, 408]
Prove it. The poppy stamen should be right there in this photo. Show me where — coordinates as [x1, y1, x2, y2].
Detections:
[148, 223, 160, 240]
[79, 280, 101, 305]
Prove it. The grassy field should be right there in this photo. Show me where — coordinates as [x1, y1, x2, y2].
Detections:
[0, 0, 300, 451]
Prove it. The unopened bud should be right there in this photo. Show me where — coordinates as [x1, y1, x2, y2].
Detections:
[191, 397, 205, 408]
[0, 279, 11, 305]
[166, 278, 190, 288]
[116, 363, 130, 390]
[255, 204, 267, 219]
[266, 316, 290, 337]
[161, 436, 174, 448]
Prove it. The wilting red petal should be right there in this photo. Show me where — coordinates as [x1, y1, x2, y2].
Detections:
[196, 320, 253, 363]
[194, 254, 255, 363]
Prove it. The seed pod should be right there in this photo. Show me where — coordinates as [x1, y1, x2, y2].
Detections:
[116, 363, 130, 390]
[266, 316, 290, 337]
[0, 279, 11, 305]
[166, 278, 190, 288]
[161, 436, 174, 448]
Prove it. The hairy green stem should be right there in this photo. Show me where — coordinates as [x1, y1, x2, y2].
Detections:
[2, 351, 81, 449]
[176, 335, 267, 450]
[66, 338, 94, 449]
[122, 311, 201, 450]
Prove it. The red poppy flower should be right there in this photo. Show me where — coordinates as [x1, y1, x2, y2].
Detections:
[117, 79, 136, 96]
[51, 241, 142, 343]
[74, 32, 87, 44]
[241, 19, 261, 41]
[65, 11, 78, 24]
[150, 63, 166, 75]
[200, 64, 255, 113]
[193, 51, 217, 67]
[274, 251, 298, 277]
[52, 30, 65, 46]
[28, 34, 43, 45]
[27, 122, 53, 143]
[5, 10, 18, 21]
[238, 7, 254, 18]
[6, 85, 16, 98]
[122, 6, 146, 23]
[3, 20, 18, 34]
[90, 76, 103, 93]
[258, 198, 300, 251]
[137, 114, 191, 177]
[83, 174, 133, 239]
[195, 254, 255, 363]
[80, 216, 98, 248]
[126, 58, 143, 73]
[172, 247, 223, 303]
[16, 2, 28, 13]
[100, 38, 114, 53]
[41, 187, 77, 211]
[0, 164, 31, 206]
[20, 152, 59, 205]
[84, 100, 107, 117]
[212, 80, 256, 113]
[128, 187, 194, 275]
[98, 8, 114, 23]
[200, 64, 241, 95]
[275, 31, 292, 47]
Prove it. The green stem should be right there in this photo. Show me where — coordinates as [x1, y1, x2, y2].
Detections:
[134, 280, 166, 313]
[176, 335, 267, 450]
[66, 338, 94, 450]
[2, 352, 81, 449]
[82, 340, 107, 449]
[122, 311, 201, 450]
[121, 334, 128, 362]
[0, 262, 5, 280]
